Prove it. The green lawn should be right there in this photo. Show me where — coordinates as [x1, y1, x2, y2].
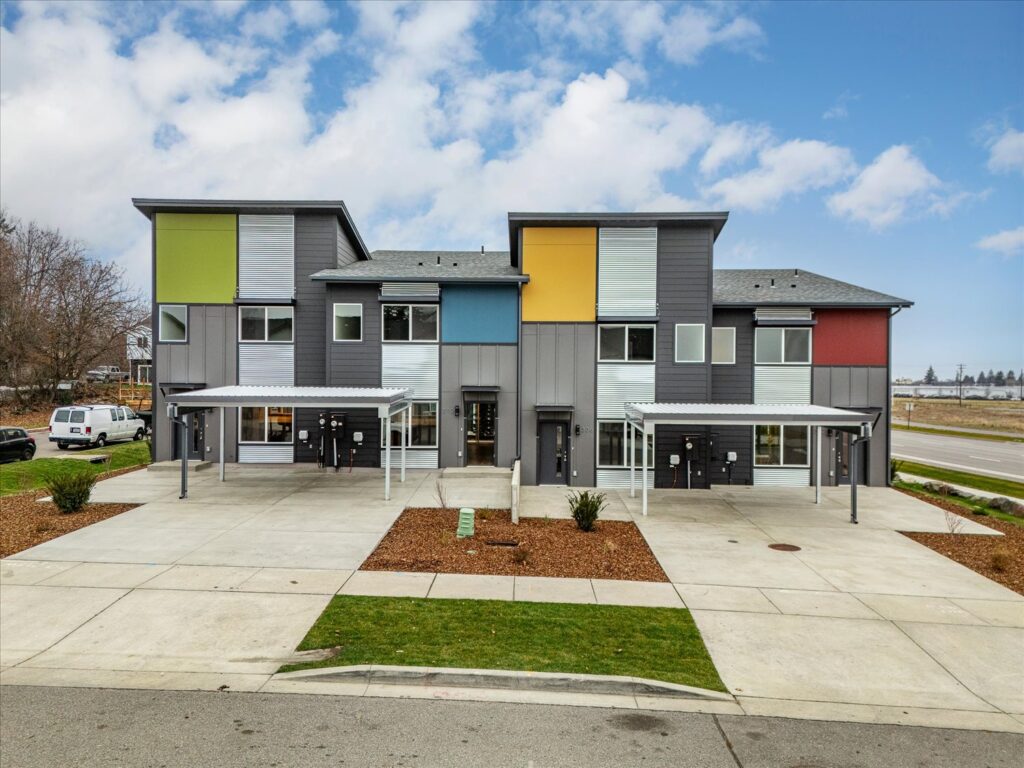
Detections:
[892, 424, 1024, 444]
[894, 479, 1024, 529]
[893, 460, 1024, 499]
[282, 595, 725, 692]
[0, 440, 151, 496]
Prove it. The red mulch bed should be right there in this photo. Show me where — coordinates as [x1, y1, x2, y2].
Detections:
[898, 488, 1024, 596]
[361, 508, 668, 582]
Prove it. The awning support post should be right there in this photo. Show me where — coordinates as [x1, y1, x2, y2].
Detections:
[179, 414, 189, 500]
[629, 423, 636, 498]
[400, 405, 407, 483]
[219, 407, 225, 483]
[815, 426, 821, 505]
[384, 413, 392, 501]
[850, 436, 860, 524]
[641, 426, 648, 517]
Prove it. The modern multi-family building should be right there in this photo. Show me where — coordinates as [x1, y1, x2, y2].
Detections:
[134, 199, 911, 491]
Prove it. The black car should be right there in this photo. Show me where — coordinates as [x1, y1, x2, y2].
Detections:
[0, 427, 36, 462]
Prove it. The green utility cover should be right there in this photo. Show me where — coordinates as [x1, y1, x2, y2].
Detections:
[155, 213, 237, 304]
[456, 508, 475, 538]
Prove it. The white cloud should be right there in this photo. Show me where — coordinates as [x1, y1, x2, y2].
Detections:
[660, 6, 763, 65]
[287, 0, 330, 28]
[976, 226, 1024, 257]
[699, 121, 772, 176]
[706, 140, 856, 211]
[822, 91, 858, 120]
[827, 145, 966, 229]
[985, 127, 1024, 175]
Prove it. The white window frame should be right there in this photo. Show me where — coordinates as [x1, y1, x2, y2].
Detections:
[597, 324, 656, 363]
[381, 304, 439, 343]
[332, 303, 363, 342]
[711, 327, 736, 365]
[237, 406, 294, 444]
[136, 364, 152, 384]
[238, 306, 294, 343]
[380, 400, 438, 448]
[673, 323, 705, 363]
[596, 420, 654, 468]
[158, 305, 188, 343]
[754, 327, 812, 365]
[753, 424, 810, 468]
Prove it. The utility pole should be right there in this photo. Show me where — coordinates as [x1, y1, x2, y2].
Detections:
[956, 363, 965, 407]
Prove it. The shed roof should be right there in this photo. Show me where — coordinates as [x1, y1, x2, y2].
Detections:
[311, 250, 526, 283]
[624, 402, 874, 427]
[165, 385, 410, 413]
[713, 269, 912, 308]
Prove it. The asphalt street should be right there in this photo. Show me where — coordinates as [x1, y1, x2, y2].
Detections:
[891, 429, 1024, 482]
[1, 686, 1021, 768]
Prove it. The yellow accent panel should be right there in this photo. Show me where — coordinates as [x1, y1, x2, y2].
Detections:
[155, 213, 237, 304]
[521, 227, 596, 321]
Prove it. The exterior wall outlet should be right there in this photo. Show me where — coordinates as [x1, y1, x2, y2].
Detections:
[669, 454, 680, 466]
[298, 430, 309, 441]
[353, 432, 363, 443]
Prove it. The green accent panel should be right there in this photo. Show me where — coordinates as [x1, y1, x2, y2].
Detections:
[155, 213, 237, 303]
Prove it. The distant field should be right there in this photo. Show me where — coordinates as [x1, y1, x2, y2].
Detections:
[892, 397, 1024, 434]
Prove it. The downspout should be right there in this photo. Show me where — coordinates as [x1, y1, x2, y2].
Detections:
[886, 306, 900, 487]
[167, 403, 188, 499]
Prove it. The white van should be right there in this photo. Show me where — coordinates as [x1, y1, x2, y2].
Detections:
[49, 405, 147, 449]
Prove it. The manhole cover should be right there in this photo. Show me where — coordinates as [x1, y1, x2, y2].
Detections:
[768, 543, 801, 552]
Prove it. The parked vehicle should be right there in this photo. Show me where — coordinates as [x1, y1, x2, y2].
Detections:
[85, 365, 130, 383]
[0, 427, 36, 462]
[49, 405, 146, 448]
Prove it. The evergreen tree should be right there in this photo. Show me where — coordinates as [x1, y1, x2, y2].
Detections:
[1007, 370, 1018, 387]
[994, 370, 1006, 386]
[924, 365, 938, 384]
[977, 370, 987, 385]
[987, 369, 996, 384]
[962, 375, 975, 385]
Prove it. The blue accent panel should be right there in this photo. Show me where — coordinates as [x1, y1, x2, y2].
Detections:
[441, 285, 519, 343]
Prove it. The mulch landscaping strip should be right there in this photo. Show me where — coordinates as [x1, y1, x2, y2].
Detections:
[897, 488, 1024, 596]
[361, 507, 668, 582]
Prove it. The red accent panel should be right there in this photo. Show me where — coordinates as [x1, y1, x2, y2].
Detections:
[813, 309, 889, 365]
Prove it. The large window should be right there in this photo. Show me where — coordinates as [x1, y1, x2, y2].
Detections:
[158, 305, 187, 342]
[333, 303, 362, 341]
[597, 421, 654, 468]
[598, 325, 655, 362]
[755, 327, 811, 364]
[239, 407, 293, 443]
[383, 304, 438, 342]
[754, 425, 809, 467]
[239, 306, 293, 342]
[674, 324, 705, 363]
[381, 402, 438, 448]
[711, 327, 736, 365]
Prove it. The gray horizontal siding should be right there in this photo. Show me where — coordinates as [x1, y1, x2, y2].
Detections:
[711, 309, 753, 404]
[295, 215, 337, 387]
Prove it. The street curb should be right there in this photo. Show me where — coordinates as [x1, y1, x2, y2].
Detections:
[272, 665, 735, 702]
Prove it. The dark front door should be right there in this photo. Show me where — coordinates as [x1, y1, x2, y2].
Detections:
[835, 430, 866, 485]
[173, 413, 205, 461]
[538, 421, 569, 485]
[465, 401, 497, 466]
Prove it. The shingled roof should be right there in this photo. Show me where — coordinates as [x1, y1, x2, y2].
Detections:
[310, 250, 525, 283]
[713, 269, 912, 307]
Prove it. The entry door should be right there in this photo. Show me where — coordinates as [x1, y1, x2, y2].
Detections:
[834, 431, 865, 485]
[538, 421, 569, 485]
[173, 413, 205, 461]
[465, 401, 497, 466]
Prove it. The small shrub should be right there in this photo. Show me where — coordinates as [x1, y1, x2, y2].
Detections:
[991, 547, 1011, 573]
[889, 459, 903, 483]
[567, 490, 606, 532]
[45, 470, 96, 514]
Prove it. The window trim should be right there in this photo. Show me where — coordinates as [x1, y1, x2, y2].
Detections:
[158, 305, 188, 343]
[237, 406, 295, 444]
[754, 327, 812, 365]
[753, 424, 810, 468]
[711, 326, 736, 365]
[332, 303, 363, 343]
[380, 400, 438, 448]
[596, 420, 655, 469]
[597, 324, 656, 363]
[673, 323, 705, 363]
[238, 306, 294, 343]
[381, 303, 439, 343]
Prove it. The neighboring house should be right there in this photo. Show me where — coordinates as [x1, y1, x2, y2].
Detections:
[133, 199, 911, 488]
[127, 326, 152, 384]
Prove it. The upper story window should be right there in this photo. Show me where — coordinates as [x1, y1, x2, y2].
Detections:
[158, 305, 187, 343]
[240, 306, 293, 343]
[383, 304, 438, 342]
[333, 303, 362, 342]
[674, 324, 705, 363]
[598, 325, 655, 362]
[711, 327, 736, 365]
[755, 327, 811, 364]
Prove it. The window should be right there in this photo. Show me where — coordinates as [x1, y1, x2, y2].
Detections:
[70, 411, 85, 424]
[333, 303, 362, 341]
[239, 306, 294, 342]
[755, 327, 811, 364]
[137, 335, 148, 350]
[239, 407, 293, 443]
[674, 324, 705, 363]
[754, 425, 809, 467]
[381, 402, 438, 447]
[598, 325, 655, 362]
[54, 409, 70, 423]
[711, 327, 736, 365]
[597, 421, 654, 468]
[382, 304, 438, 342]
[158, 305, 187, 342]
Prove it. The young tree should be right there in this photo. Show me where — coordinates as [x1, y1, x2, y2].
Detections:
[923, 365, 938, 385]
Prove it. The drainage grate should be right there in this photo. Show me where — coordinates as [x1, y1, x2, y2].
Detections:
[485, 539, 519, 547]
[768, 543, 801, 552]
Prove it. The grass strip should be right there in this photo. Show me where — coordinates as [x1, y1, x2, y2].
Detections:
[0, 441, 151, 496]
[893, 460, 1024, 499]
[282, 594, 725, 692]
[893, 480, 1024, 529]
[892, 424, 1024, 444]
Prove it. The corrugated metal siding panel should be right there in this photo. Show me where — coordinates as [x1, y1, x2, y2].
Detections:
[596, 469, 655, 489]
[238, 344, 294, 386]
[382, 344, 439, 398]
[754, 366, 811, 404]
[597, 364, 655, 419]
[239, 215, 295, 299]
[753, 468, 810, 486]
[238, 444, 294, 463]
[598, 228, 657, 316]
[381, 282, 439, 298]
[379, 449, 438, 469]
[754, 307, 813, 322]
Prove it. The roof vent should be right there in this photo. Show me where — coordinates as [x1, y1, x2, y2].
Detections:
[480, 245, 485, 254]
[453, 262, 458, 267]
[436, 254, 441, 266]
[794, 268, 799, 276]
[790, 284, 796, 288]
[418, 262, 424, 266]
[754, 283, 761, 289]
[770, 278, 775, 288]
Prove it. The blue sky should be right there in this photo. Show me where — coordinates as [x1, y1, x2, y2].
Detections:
[1, 1, 1021, 379]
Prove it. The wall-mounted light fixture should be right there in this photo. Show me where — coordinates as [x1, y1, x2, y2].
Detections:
[454, 405, 460, 418]
[574, 424, 581, 437]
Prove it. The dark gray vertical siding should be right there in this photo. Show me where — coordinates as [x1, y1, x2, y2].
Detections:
[813, 365, 890, 487]
[294, 215, 335, 387]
